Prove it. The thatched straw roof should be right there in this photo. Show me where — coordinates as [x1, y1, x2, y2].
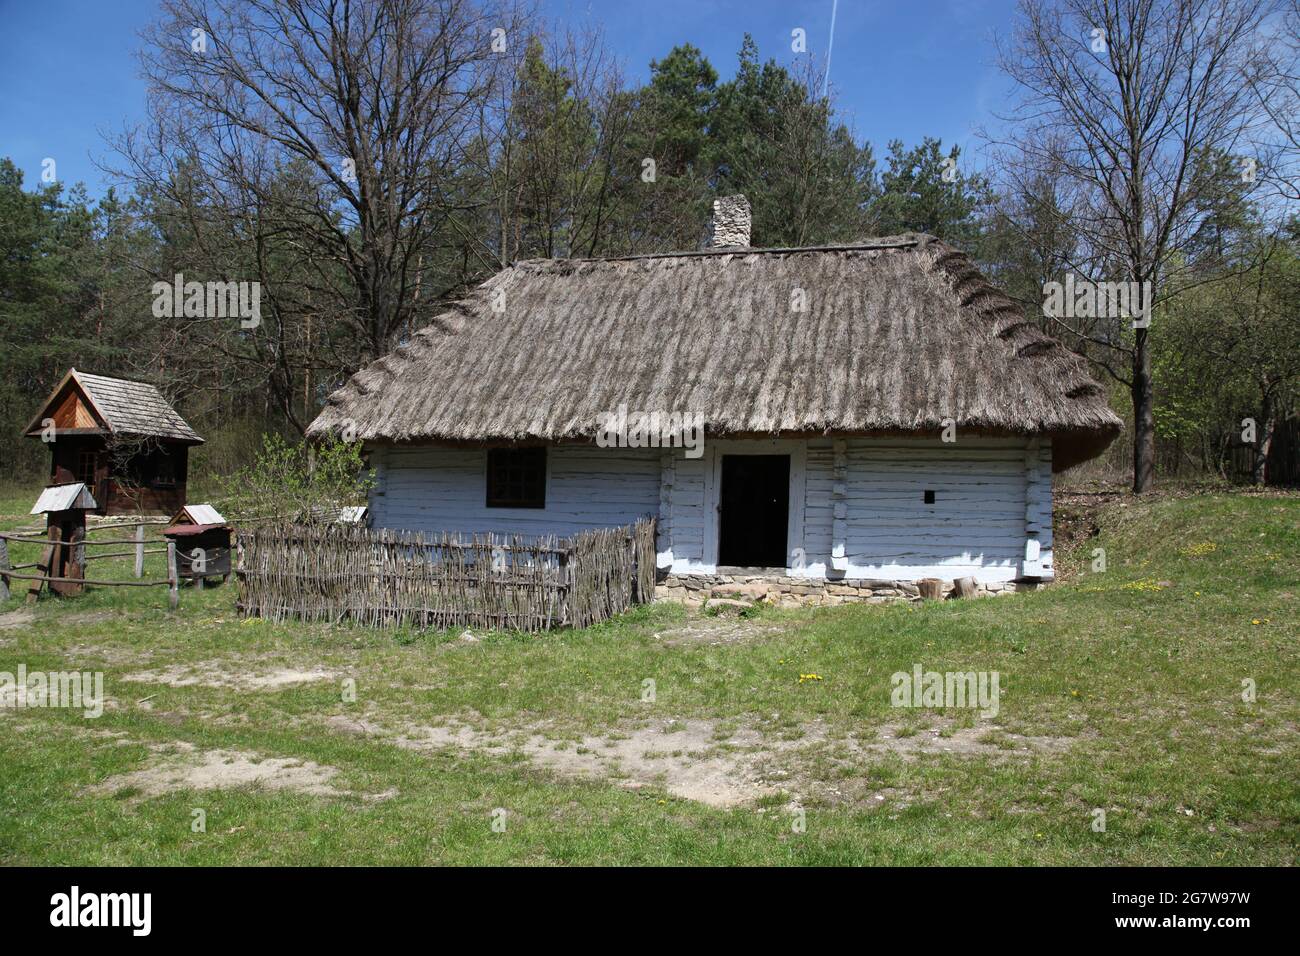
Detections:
[309, 234, 1121, 471]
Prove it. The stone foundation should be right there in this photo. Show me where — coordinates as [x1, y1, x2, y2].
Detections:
[655, 572, 1040, 608]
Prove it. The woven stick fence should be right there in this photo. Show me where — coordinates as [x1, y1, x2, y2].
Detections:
[235, 517, 656, 632]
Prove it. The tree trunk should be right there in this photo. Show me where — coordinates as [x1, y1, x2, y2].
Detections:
[1253, 392, 1276, 487]
[1131, 328, 1155, 494]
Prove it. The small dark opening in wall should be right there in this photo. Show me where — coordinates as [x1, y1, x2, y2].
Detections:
[924, 490, 936, 504]
[486, 446, 547, 508]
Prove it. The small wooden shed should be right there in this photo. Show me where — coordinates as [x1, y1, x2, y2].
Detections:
[23, 368, 204, 516]
[162, 504, 232, 583]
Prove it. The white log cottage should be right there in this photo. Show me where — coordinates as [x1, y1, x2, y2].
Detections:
[308, 197, 1121, 604]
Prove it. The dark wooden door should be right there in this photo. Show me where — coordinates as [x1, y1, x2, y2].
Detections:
[718, 454, 790, 568]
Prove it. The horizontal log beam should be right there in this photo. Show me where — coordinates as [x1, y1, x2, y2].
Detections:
[0, 571, 173, 587]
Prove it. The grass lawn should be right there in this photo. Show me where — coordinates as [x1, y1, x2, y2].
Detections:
[0, 483, 1295, 865]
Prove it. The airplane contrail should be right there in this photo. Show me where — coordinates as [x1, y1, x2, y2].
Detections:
[823, 0, 839, 98]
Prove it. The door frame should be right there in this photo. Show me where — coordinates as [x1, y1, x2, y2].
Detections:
[704, 439, 806, 572]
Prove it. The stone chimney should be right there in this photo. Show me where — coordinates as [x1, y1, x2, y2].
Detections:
[707, 194, 751, 248]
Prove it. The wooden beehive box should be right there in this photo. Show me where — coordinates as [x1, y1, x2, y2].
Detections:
[162, 504, 232, 580]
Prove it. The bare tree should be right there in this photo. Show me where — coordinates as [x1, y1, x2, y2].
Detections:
[993, 0, 1275, 492]
[981, 146, 1088, 314]
[114, 0, 524, 366]
[1247, 0, 1300, 201]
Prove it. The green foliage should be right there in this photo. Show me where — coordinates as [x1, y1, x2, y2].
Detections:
[643, 44, 718, 176]
[506, 38, 602, 259]
[979, 171, 1080, 313]
[874, 138, 993, 245]
[0, 159, 126, 478]
[216, 433, 373, 523]
[1155, 221, 1300, 477]
[0, 33, 1001, 483]
[706, 35, 878, 246]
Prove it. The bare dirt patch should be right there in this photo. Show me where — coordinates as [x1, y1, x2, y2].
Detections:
[58, 611, 121, 627]
[88, 740, 390, 802]
[332, 713, 775, 806]
[63, 642, 157, 667]
[0, 609, 35, 632]
[324, 711, 1071, 808]
[863, 722, 1071, 757]
[122, 662, 339, 691]
[652, 613, 783, 648]
[1, 610, 121, 631]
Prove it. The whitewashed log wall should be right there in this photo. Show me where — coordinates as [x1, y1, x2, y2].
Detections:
[796, 436, 1053, 582]
[368, 436, 1053, 585]
[368, 445, 661, 537]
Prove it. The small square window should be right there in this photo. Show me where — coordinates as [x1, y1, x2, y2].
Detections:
[486, 447, 546, 508]
[152, 452, 177, 489]
[924, 490, 936, 504]
[76, 451, 98, 486]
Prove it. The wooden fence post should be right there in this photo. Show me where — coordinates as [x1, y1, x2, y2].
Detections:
[66, 523, 86, 596]
[167, 541, 179, 610]
[0, 538, 10, 602]
[134, 523, 144, 578]
[29, 525, 58, 604]
[557, 548, 570, 626]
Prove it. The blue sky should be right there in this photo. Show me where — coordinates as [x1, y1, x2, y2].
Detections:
[0, 0, 1019, 200]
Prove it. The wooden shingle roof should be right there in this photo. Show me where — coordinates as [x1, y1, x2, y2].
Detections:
[24, 369, 203, 443]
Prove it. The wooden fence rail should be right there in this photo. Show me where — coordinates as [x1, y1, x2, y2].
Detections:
[235, 517, 656, 632]
[0, 523, 178, 605]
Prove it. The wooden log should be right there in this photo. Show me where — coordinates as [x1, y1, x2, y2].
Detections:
[954, 576, 979, 599]
[85, 548, 167, 561]
[0, 571, 172, 587]
[62, 523, 86, 596]
[28, 527, 58, 604]
[0, 532, 155, 546]
[918, 578, 946, 601]
[167, 541, 179, 610]
[135, 523, 144, 578]
[0, 538, 9, 602]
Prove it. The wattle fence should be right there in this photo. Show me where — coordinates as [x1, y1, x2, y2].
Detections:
[234, 518, 656, 632]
